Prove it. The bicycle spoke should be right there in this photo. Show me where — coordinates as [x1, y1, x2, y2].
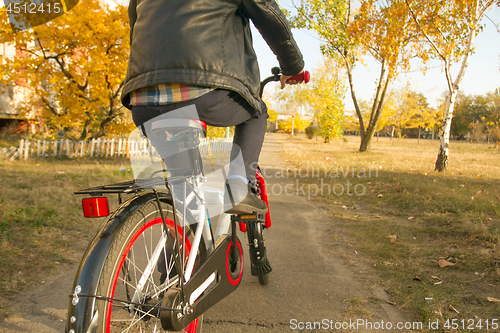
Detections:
[124, 303, 160, 332]
[122, 256, 159, 295]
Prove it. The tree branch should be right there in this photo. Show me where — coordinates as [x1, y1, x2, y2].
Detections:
[404, 0, 448, 63]
[370, 58, 386, 126]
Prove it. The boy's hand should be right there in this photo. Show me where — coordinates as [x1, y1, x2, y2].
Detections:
[280, 70, 305, 89]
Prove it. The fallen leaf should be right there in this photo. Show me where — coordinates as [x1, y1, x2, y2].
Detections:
[448, 304, 460, 314]
[375, 215, 381, 218]
[377, 194, 383, 198]
[413, 276, 423, 282]
[387, 235, 401, 245]
[431, 276, 441, 281]
[408, 216, 415, 220]
[487, 297, 500, 303]
[486, 217, 492, 221]
[438, 260, 456, 268]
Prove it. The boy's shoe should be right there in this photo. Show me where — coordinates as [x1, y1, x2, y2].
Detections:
[224, 178, 268, 215]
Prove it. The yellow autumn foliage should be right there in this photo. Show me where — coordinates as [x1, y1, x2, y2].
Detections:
[0, 0, 132, 140]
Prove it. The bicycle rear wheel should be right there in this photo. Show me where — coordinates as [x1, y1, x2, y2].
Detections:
[95, 198, 205, 332]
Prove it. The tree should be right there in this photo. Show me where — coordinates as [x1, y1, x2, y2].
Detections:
[275, 87, 304, 136]
[485, 88, 500, 143]
[405, 0, 500, 171]
[395, 90, 418, 138]
[318, 106, 343, 142]
[402, 90, 433, 142]
[276, 57, 345, 141]
[289, 0, 419, 152]
[305, 59, 345, 142]
[451, 89, 500, 142]
[0, 0, 132, 140]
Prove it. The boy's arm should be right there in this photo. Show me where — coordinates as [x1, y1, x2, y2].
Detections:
[128, 0, 138, 47]
[241, 0, 304, 76]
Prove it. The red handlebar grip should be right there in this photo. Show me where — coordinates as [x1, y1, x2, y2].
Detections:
[287, 71, 310, 83]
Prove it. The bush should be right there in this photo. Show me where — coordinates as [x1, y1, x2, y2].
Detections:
[305, 125, 317, 139]
[278, 115, 311, 134]
[318, 108, 343, 143]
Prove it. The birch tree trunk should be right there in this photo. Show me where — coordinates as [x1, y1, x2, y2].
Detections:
[435, 88, 458, 171]
[435, 16, 478, 171]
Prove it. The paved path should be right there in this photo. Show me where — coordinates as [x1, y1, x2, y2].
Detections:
[0, 133, 410, 332]
[202, 133, 409, 332]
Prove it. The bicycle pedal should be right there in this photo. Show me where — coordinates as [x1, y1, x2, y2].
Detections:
[231, 213, 265, 223]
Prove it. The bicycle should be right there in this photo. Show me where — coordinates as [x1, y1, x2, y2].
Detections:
[65, 67, 309, 333]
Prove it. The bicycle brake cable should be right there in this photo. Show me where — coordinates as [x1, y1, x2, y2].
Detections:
[70, 293, 179, 312]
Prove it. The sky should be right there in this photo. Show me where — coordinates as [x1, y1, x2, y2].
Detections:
[252, 2, 500, 110]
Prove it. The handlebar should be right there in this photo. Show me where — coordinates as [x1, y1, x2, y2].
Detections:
[259, 67, 310, 98]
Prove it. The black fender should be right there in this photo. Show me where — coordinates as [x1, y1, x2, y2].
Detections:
[65, 192, 172, 333]
[246, 222, 272, 276]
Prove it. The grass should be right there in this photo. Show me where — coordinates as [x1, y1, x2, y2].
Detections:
[0, 157, 134, 318]
[275, 133, 500, 332]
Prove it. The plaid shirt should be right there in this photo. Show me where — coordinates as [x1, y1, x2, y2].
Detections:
[130, 84, 213, 106]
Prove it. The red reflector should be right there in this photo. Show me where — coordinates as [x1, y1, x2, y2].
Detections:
[82, 197, 109, 218]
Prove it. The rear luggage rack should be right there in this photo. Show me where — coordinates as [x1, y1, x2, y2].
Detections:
[74, 177, 168, 196]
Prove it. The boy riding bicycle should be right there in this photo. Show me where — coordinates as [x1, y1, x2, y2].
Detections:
[121, 0, 305, 214]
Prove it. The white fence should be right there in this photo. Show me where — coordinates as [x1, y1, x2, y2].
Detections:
[7, 137, 233, 160]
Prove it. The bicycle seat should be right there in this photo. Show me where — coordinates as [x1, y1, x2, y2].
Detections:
[151, 118, 207, 148]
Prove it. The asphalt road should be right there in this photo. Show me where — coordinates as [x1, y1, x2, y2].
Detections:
[0, 133, 410, 333]
[201, 134, 409, 333]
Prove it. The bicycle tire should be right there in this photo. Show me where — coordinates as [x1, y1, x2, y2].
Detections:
[94, 197, 205, 333]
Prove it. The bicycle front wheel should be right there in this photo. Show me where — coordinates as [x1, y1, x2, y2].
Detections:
[95, 197, 204, 333]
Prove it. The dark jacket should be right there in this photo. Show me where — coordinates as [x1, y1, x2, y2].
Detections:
[121, 0, 304, 112]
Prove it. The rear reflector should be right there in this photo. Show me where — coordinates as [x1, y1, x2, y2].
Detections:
[82, 197, 109, 218]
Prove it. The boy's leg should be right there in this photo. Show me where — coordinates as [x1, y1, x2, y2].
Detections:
[131, 89, 268, 182]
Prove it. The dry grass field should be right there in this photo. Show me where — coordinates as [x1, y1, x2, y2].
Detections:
[0, 158, 133, 318]
[275, 133, 500, 330]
